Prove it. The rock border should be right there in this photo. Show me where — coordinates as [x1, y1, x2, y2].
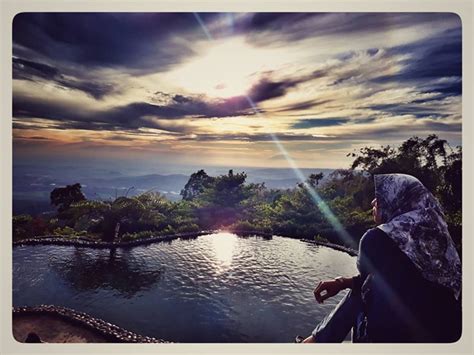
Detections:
[13, 229, 358, 256]
[13, 305, 168, 343]
[231, 230, 358, 256]
[12, 230, 214, 249]
[299, 238, 358, 256]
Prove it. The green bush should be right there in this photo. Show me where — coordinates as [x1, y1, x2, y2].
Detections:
[53, 226, 87, 237]
[122, 230, 155, 241]
[175, 223, 200, 233]
[314, 234, 329, 243]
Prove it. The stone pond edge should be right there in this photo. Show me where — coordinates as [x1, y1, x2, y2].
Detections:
[12, 230, 358, 256]
[13, 304, 168, 343]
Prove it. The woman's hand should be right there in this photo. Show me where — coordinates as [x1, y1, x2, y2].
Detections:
[313, 278, 345, 303]
[302, 335, 315, 343]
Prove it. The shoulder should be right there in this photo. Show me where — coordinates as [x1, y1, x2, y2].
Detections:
[359, 228, 391, 254]
[360, 227, 387, 245]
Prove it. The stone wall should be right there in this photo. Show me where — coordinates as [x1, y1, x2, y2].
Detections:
[13, 305, 168, 343]
[13, 230, 358, 256]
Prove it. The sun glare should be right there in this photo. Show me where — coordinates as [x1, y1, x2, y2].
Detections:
[210, 232, 238, 271]
[165, 37, 296, 98]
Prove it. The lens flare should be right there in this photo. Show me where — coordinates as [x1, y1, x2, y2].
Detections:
[191, 13, 433, 339]
[193, 13, 353, 246]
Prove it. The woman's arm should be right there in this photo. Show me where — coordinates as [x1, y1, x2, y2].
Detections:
[313, 276, 358, 303]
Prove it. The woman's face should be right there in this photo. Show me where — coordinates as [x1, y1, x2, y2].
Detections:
[372, 198, 382, 224]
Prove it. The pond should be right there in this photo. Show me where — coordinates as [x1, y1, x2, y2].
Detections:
[13, 232, 357, 343]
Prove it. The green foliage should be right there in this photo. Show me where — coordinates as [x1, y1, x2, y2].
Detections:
[122, 230, 155, 241]
[53, 226, 87, 237]
[13, 214, 50, 241]
[13, 214, 34, 241]
[314, 234, 329, 243]
[229, 219, 272, 234]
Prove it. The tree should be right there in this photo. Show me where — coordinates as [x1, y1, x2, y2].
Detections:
[307, 172, 324, 187]
[101, 196, 146, 242]
[50, 183, 86, 213]
[439, 146, 462, 212]
[211, 170, 248, 206]
[348, 134, 450, 193]
[180, 170, 214, 201]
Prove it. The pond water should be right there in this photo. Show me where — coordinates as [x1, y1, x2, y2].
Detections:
[13, 232, 357, 342]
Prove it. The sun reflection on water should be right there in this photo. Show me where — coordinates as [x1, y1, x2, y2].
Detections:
[210, 232, 238, 272]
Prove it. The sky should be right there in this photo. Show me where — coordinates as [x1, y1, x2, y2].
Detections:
[12, 13, 462, 170]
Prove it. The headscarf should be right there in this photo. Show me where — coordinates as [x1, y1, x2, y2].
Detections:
[374, 173, 461, 300]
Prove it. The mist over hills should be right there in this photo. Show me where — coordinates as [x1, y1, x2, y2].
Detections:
[13, 163, 334, 215]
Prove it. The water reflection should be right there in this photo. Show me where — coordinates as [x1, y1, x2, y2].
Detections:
[49, 248, 164, 297]
[210, 232, 238, 271]
[14, 234, 357, 342]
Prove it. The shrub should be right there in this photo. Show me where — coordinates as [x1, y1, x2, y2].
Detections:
[53, 226, 87, 237]
[121, 230, 155, 241]
[314, 234, 329, 243]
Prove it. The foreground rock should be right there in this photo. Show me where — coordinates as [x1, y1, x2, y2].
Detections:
[13, 305, 168, 343]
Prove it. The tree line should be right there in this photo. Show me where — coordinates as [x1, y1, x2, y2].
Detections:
[13, 135, 462, 252]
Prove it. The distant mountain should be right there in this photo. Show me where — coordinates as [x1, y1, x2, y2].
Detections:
[83, 174, 190, 192]
[13, 164, 336, 215]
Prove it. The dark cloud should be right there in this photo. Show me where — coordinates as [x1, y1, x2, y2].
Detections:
[371, 28, 462, 95]
[173, 119, 461, 143]
[149, 92, 251, 118]
[13, 57, 59, 78]
[176, 132, 334, 142]
[23, 136, 52, 140]
[12, 71, 307, 133]
[274, 99, 332, 113]
[13, 13, 218, 74]
[13, 57, 116, 99]
[292, 118, 349, 129]
[150, 77, 302, 117]
[356, 117, 377, 124]
[419, 120, 461, 132]
[14, 78, 297, 134]
[12, 95, 191, 133]
[242, 13, 460, 43]
[368, 103, 451, 119]
[248, 77, 301, 102]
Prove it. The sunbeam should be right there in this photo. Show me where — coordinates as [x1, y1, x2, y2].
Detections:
[191, 17, 430, 336]
[193, 12, 354, 246]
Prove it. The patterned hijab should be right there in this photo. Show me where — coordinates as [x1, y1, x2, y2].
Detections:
[374, 173, 461, 300]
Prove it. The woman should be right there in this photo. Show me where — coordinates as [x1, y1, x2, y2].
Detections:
[300, 173, 462, 343]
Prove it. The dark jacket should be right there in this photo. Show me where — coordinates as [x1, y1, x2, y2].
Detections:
[355, 228, 462, 342]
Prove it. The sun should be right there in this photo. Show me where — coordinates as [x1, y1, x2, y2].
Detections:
[164, 37, 294, 98]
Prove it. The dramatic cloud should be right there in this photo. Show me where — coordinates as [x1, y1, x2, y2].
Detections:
[371, 28, 462, 95]
[12, 13, 220, 74]
[13, 74, 311, 132]
[12, 12, 462, 168]
[13, 57, 116, 99]
[238, 13, 460, 46]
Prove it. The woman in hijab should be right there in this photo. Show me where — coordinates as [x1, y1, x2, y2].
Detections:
[300, 173, 462, 343]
